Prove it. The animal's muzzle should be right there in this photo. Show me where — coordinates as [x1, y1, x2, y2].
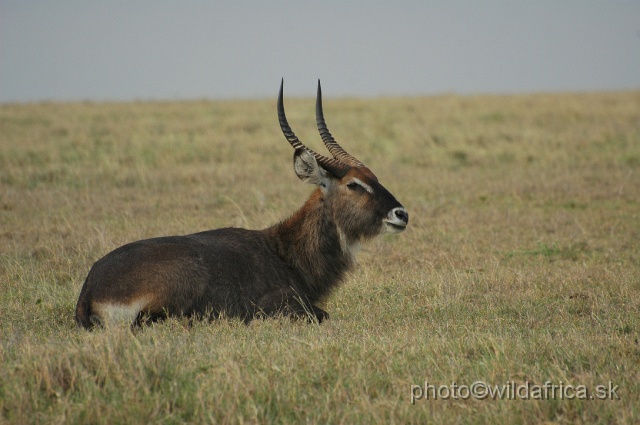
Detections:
[384, 207, 409, 233]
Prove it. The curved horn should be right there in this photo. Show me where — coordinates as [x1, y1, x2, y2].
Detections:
[316, 80, 365, 168]
[278, 79, 350, 177]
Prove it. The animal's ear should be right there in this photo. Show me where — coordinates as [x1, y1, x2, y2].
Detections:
[293, 149, 330, 188]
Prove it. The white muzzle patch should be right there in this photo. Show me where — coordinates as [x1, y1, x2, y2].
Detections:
[384, 207, 408, 233]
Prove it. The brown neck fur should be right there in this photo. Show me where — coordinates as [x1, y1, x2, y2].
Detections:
[264, 188, 353, 303]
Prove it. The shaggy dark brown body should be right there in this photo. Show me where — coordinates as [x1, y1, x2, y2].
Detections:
[75, 80, 408, 328]
[76, 190, 358, 327]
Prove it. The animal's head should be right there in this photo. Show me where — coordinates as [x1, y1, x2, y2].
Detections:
[278, 80, 408, 242]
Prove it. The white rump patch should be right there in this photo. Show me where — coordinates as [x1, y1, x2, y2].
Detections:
[92, 298, 149, 327]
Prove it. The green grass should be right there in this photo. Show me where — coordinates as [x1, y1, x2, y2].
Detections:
[1, 91, 639, 424]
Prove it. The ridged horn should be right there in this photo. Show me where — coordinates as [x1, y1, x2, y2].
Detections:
[278, 79, 350, 177]
[316, 80, 365, 168]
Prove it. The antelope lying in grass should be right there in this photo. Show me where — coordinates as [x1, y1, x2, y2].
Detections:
[75, 80, 409, 328]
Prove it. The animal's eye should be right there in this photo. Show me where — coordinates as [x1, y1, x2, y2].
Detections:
[346, 181, 360, 190]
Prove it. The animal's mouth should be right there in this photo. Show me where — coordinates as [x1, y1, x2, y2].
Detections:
[384, 220, 407, 233]
[384, 207, 409, 233]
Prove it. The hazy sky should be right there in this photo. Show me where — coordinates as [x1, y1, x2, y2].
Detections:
[1, 1, 639, 103]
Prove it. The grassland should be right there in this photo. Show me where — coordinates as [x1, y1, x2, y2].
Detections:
[0, 90, 639, 424]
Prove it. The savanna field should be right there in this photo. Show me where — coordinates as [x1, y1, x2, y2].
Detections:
[0, 91, 639, 424]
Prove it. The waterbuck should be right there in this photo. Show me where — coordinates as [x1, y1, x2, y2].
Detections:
[75, 80, 409, 328]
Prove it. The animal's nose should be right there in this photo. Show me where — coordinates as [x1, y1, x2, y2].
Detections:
[394, 207, 409, 224]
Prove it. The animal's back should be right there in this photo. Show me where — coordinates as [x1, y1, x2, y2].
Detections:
[75, 228, 293, 328]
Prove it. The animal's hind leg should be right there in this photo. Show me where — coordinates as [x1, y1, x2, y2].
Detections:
[134, 310, 168, 328]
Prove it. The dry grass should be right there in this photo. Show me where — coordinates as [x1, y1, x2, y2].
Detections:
[1, 91, 639, 424]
